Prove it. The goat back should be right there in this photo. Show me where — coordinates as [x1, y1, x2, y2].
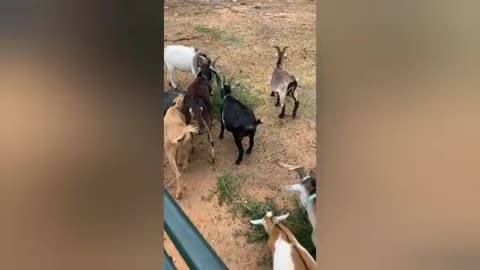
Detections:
[222, 96, 257, 130]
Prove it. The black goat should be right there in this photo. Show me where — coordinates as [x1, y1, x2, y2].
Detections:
[218, 75, 262, 165]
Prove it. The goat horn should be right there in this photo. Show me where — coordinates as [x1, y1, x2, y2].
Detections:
[282, 46, 289, 53]
[273, 46, 282, 54]
[276, 161, 306, 179]
[212, 56, 220, 67]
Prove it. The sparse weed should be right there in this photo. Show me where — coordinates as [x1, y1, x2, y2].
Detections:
[213, 174, 316, 260]
[195, 26, 243, 45]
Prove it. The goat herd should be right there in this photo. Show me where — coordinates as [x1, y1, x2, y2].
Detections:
[163, 44, 317, 269]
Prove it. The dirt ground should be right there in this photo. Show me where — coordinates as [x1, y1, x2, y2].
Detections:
[163, 1, 316, 269]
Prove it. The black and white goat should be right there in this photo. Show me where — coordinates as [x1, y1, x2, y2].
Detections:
[218, 75, 262, 165]
[164, 45, 218, 90]
[270, 46, 299, 118]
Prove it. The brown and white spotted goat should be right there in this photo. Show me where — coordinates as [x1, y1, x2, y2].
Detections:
[278, 162, 317, 247]
[164, 95, 199, 199]
[250, 211, 316, 270]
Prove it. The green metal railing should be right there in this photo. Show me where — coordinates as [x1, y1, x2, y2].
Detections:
[164, 190, 228, 270]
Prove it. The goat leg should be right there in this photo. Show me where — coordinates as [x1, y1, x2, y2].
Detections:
[190, 134, 195, 153]
[292, 100, 300, 118]
[208, 133, 215, 164]
[275, 94, 280, 107]
[234, 134, 244, 165]
[279, 104, 286, 118]
[246, 132, 255, 154]
[219, 118, 225, 139]
[166, 148, 183, 199]
[278, 93, 286, 118]
[292, 89, 300, 118]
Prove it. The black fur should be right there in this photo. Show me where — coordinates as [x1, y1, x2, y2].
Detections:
[219, 81, 262, 165]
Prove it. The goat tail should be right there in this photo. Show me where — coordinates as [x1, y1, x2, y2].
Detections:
[175, 125, 199, 143]
[246, 118, 263, 130]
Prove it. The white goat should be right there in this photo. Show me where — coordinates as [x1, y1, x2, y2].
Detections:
[164, 45, 210, 89]
[278, 161, 317, 247]
[250, 211, 316, 270]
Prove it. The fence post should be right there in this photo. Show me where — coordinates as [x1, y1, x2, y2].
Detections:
[164, 190, 228, 270]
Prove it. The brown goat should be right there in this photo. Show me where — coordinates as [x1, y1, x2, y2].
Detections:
[250, 211, 316, 269]
[184, 57, 219, 164]
[164, 95, 199, 199]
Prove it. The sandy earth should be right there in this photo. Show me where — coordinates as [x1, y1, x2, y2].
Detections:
[163, 1, 316, 269]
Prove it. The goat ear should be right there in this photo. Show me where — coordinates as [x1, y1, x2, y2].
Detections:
[293, 166, 307, 179]
[200, 107, 204, 111]
[250, 218, 264, 226]
[255, 118, 263, 125]
[284, 184, 303, 193]
[273, 213, 290, 224]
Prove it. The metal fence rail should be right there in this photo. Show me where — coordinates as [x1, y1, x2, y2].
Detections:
[164, 190, 228, 270]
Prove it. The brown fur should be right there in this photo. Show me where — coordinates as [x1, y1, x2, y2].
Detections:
[164, 96, 198, 199]
[263, 215, 316, 270]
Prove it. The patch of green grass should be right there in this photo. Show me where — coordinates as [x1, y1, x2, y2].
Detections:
[211, 78, 262, 118]
[213, 174, 316, 262]
[194, 25, 243, 45]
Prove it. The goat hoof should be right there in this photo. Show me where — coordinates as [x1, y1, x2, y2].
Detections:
[275, 103, 280, 107]
[235, 160, 242, 165]
[246, 149, 252, 154]
[219, 134, 224, 139]
[279, 114, 285, 119]
[270, 92, 275, 97]
[175, 190, 183, 200]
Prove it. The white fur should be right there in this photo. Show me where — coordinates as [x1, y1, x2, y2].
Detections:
[274, 213, 289, 223]
[273, 237, 295, 270]
[164, 45, 201, 88]
[250, 218, 264, 225]
[285, 183, 316, 246]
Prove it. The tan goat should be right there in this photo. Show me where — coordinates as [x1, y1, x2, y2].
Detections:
[250, 211, 316, 270]
[164, 95, 198, 199]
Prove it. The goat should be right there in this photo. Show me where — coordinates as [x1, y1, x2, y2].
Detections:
[164, 45, 218, 90]
[270, 46, 299, 118]
[278, 161, 317, 247]
[183, 59, 220, 164]
[250, 211, 316, 270]
[217, 75, 262, 165]
[164, 95, 199, 199]
[163, 89, 185, 116]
